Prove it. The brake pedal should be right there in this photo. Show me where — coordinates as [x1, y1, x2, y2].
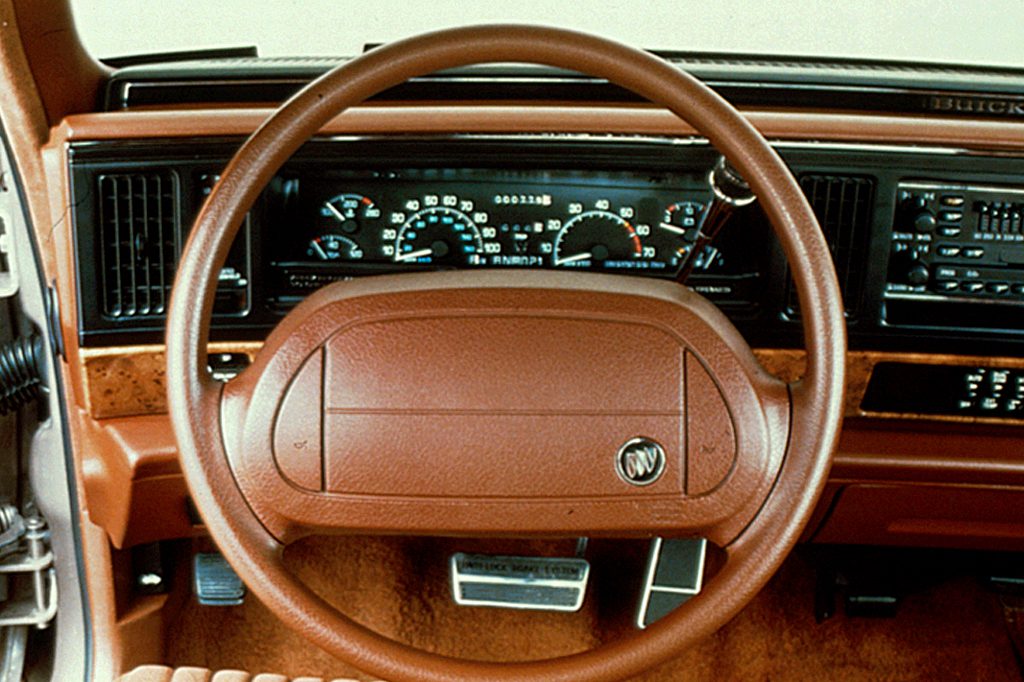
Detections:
[636, 537, 707, 628]
[450, 552, 589, 612]
[193, 553, 245, 606]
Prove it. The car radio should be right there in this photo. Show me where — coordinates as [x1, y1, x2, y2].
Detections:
[883, 180, 1024, 331]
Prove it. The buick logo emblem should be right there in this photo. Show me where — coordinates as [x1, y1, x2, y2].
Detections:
[615, 438, 666, 486]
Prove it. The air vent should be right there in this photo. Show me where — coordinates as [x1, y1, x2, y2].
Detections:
[788, 174, 876, 318]
[97, 172, 179, 318]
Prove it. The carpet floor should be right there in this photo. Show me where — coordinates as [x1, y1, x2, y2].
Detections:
[164, 537, 1022, 681]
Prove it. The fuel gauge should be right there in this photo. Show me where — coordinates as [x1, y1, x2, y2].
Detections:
[660, 200, 707, 241]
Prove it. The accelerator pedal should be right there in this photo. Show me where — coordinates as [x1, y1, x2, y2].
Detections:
[636, 537, 707, 628]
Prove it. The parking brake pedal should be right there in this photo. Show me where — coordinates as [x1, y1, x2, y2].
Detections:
[636, 537, 707, 628]
[450, 553, 589, 612]
[193, 553, 245, 606]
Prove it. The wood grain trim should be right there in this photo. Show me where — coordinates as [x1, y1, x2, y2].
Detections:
[54, 106, 1024, 152]
[0, 0, 56, 278]
[754, 349, 1024, 425]
[11, 0, 109, 126]
[81, 343, 262, 419]
[84, 343, 1024, 424]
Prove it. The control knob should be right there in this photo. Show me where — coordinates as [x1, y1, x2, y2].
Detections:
[906, 262, 930, 286]
[897, 195, 935, 233]
[913, 211, 937, 234]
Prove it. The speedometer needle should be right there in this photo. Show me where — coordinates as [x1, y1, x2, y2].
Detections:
[394, 248, 433, 262]
[659, 222, 687, 235]
[554, 252, 592, 265]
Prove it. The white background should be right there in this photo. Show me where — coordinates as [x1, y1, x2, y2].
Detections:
[70, 0, 1024, 67]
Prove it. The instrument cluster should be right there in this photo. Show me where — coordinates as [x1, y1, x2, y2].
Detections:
[271, 168, 754, 292]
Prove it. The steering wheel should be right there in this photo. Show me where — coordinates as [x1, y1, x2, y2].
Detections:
[166, 24, 845, 682]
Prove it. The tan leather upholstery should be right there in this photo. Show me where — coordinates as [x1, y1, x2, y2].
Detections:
[118, 664, 367, 682]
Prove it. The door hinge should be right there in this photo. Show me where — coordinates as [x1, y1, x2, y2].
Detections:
[0, 506, 57, 630]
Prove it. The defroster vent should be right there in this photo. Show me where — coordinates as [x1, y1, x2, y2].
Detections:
[789, 174, 875, 318]
[98, 172, 179, 318]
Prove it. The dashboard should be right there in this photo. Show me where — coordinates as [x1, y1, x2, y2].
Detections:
[70, 136, 1024, 352]
[65, 132, 1024, 425]
[57, 116, 1024, 556]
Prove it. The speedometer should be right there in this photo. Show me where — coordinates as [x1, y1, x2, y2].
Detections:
[388, 200, 488, 266]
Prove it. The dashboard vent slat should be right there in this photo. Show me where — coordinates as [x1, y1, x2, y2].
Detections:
[789, 174, 876, 318]
[97, 172, 179, 319]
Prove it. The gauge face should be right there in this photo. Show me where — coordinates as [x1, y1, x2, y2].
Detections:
[320, 193, 381, 234]
[689, 244, 727, 271]
[657, 201, 707, 269]
[391, 206, 485, 265]
[553, 209, 646, 268]
[661, 201, 707, 240]
[306, 234, 363, 261]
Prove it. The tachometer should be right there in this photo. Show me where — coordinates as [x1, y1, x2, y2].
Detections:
[552, 208, 651, 269]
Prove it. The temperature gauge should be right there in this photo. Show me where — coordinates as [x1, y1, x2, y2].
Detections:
[320, 193, 381, 234]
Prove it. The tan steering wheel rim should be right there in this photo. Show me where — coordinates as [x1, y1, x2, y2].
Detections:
[166, 24, 846, 682]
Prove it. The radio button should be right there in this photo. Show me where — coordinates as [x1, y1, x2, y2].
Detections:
[986, 282, 1011, 295]
[962, 247, 985, 258]
[936, 245, 961, 257]
[961, 281, 985, 293]
[935, 266, 958, 278]
[935, 280, 959, 292]
[938, 225, 962, 237]
[1012, 284, 1024, 296]
[939, 211, 963, 222]
[941, 195, 965, 207]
